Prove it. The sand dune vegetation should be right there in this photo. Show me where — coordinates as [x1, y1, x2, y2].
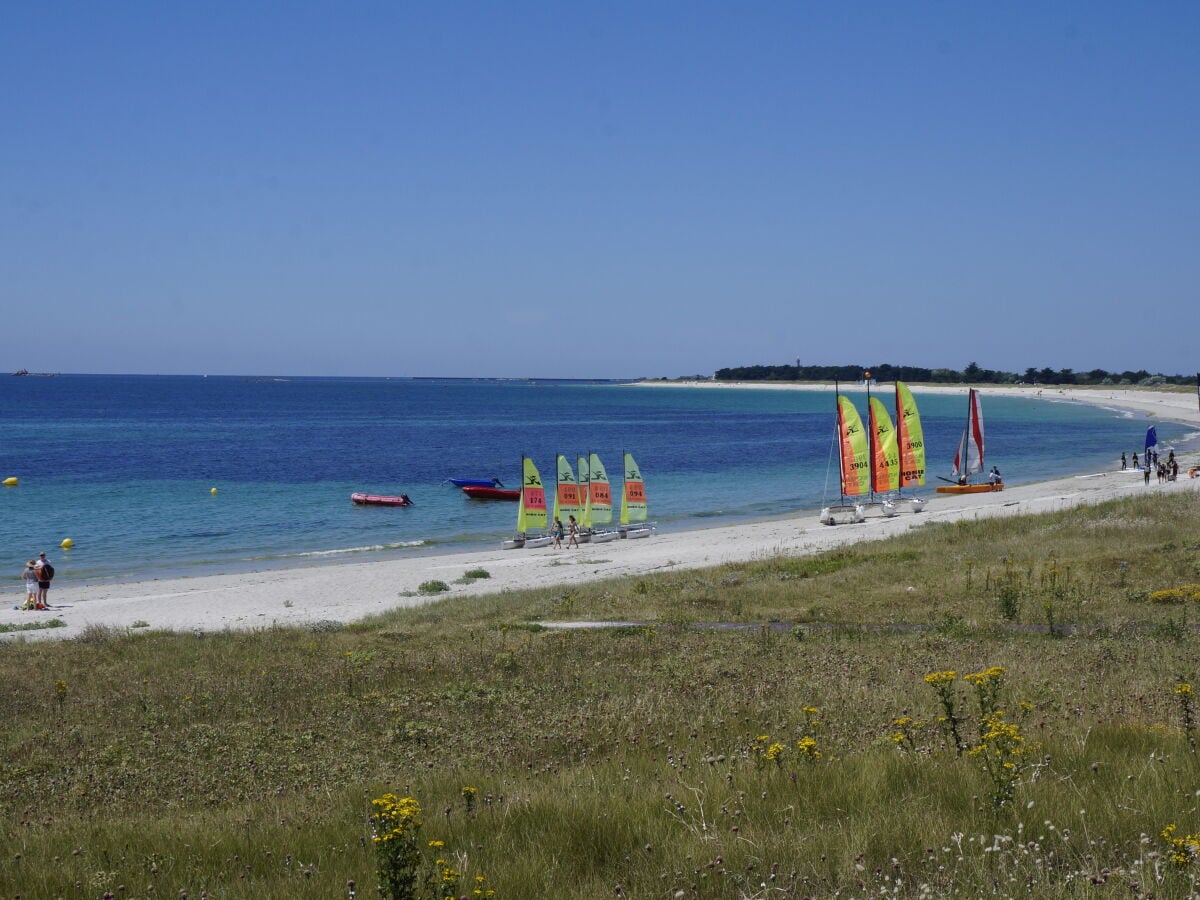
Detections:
[3, 492, 1200, 898]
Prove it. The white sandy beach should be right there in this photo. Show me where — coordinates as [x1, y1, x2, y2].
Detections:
[5, 384, 1198, 641]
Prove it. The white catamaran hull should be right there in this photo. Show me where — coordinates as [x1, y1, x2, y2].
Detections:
[820, 504, 866, 525]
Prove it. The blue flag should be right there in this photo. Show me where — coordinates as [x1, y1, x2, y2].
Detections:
[1145, 426, 1157, 450]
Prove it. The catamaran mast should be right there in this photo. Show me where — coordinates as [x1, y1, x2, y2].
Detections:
[865, 370, 877, 500]
[834, 380, 846, 506]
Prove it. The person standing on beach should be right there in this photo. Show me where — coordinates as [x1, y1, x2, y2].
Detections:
[1144, 464, 1151, 485]
[1132, 452, 1139, 470]
[35, 552, 53, 608]
[21, 560, 38, 610]
[1120, 452, 1127, 470]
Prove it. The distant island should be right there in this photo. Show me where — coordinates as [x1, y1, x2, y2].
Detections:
[11, 368, 58, 377]
[687, 361, 1197, 387]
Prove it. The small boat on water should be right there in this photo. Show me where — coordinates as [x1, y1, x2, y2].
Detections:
[462, 485, 520, 501]
[447, 477, 504, 489]
[351, 492, 413, 507]
[935, 389, 1002, 494]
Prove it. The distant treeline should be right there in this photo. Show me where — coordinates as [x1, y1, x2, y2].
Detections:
[710, 362, 1196, 387]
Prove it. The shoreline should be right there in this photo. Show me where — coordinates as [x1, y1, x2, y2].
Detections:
[5, 385, 1198, 642]
[636, 379, 1200, 424]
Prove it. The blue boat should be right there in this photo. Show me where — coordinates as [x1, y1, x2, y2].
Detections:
[446, 477, 504, 489]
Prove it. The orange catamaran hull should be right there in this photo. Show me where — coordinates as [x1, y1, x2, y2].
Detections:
[935, 483, 1003, 495]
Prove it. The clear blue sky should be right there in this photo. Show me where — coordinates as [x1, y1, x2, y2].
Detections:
[3, 3, 1197, 377]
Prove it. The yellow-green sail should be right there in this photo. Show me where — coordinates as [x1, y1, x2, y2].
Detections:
[894, 381, 926, 487]
[837, 394, 871, 497]
[516, 456, 547, 534]
[868, 396, 900, 494]
[553, 454, 581, 521]
[587, 452, 612, 525]
[577, 454, 592, 527]
[619, 451, 647, 525]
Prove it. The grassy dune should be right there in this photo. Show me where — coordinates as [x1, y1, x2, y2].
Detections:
[3, 493, 1200, 898]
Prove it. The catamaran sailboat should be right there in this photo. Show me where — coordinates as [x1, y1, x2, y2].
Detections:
[582, 452, 620, 541]
[553, 454, 582, 542]
[935, 388, 1000, 494]
[871, 381, 927, 515]
[822, 379, 927, 524]
[502, 456, 552, 548]
[619, 451, 652, 538]
[820, 387, 869, 525]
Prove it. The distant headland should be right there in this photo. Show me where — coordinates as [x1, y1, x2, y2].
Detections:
[659, 362, 1196, 388]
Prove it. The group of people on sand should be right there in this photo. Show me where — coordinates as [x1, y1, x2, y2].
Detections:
[1122, 450, 1180, 484]
[19, 552, 54, 610]
[552, 514, 580, 549]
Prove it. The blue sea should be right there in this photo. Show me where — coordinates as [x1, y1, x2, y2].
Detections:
[2, 375, 1192, 585]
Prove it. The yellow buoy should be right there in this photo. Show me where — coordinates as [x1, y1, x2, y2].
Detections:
[211, 487, 218, 495]
[2, 477, 17, 486]
[60, 538, 74, 549]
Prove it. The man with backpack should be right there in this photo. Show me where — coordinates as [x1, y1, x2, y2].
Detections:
[35, 552, 54, 609]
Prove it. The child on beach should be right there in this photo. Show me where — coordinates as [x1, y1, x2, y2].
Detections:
[21, 560, 39, 609]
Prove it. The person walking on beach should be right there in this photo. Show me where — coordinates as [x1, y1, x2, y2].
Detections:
[20, 560, 39, 610]
[1120, 452, 1127, 470]
[567, 515, 579, 549]
[1144, 464, 1151, 485]
[35, 552, 53, 608]
[552, 517, 564, 549]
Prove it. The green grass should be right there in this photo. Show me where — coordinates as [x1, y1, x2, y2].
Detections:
[0, 616, 65, 633]
[2, 493, 1200, 897]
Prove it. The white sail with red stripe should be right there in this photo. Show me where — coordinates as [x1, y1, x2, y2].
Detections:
[952, 388, 985, 478]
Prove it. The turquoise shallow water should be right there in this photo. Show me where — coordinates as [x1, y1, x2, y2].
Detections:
[1, 376, 1192, 585]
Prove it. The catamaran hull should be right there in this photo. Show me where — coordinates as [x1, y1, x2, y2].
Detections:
[523, 536, 554, 548]
[588, 530, 620, 543]
[820, 504, 866, 525]
[935, 484, 1003, 495]
[622, 526, 653, 539]
[876, 497, 926, 516]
